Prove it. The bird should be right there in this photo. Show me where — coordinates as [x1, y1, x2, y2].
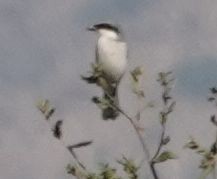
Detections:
[87, 23, 127, 120]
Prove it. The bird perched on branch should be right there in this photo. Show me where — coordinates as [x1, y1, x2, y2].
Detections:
[87, 23, 127, 120]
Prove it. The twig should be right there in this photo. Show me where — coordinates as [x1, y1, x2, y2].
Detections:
[149, 124, 166, 179]
[148, 72, 175, 179]
[117, 106, 150, 159]
[151, 124, 166, 162]
[101, 83, 160, 179]
[55, 131, 87, 171]
[109, 103, 156, 179]
[42, 117, 87, 172]
[102, 91, 150, 160]
[65, 142, 87, 170]
[150, 162, 159, 179]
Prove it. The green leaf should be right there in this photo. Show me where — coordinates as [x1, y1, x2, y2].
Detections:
[160, 112, 167, 125]
[36, 99, 55, 120]
[92, 96, 115, 110]
[154, 151, 177, 163]
[117, 156, 139, 178]
[130, 67, 145, 98]
[157, 71, 173, 86]
[81, 74, 98, 84]
[130, 67, 143, 82]
[87, 173, 99, 179]
[184, 137, 208, 156]
[210, 115, 217, 126]
[162, 136, 170, 145]
[99, 164, 121, 179]
[184, 137, 199, 150]
[97, 77, 110, 91]
[167, 101, 176, 114]
[210, 87, 217, 94]
[66, 164, 87, 178]
[37, 99, 49, 114]
[66, 164, 76, 176]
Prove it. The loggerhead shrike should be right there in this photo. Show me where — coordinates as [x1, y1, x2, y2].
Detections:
[87, 23, 127, 120]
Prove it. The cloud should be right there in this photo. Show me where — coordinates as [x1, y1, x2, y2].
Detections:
[1, 0, 217, 179]
[75, 0, 154, 25]
[175, 56, 217, 99]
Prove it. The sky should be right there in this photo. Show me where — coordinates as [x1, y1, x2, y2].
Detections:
[1, 0, 217, 179]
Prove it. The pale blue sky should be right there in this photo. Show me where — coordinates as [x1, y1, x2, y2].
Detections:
[1, 0, 217, 179]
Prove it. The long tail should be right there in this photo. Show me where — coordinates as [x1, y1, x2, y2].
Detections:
[102, 84, 119, 120]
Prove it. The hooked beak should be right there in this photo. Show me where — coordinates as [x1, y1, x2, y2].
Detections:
[86, 26, 96, 31]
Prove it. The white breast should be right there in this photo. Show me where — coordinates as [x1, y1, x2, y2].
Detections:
[97, 36, 127, 82]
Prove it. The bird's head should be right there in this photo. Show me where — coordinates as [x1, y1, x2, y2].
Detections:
[87, 23, 121, 40]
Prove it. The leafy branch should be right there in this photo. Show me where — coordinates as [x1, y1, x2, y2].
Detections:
[67, 156, 139, 179]
[82, 64, 177, 179]
[185, 87, 217, 179]
[37, 99, 92, 177]
[82, 65, 151, 162]
[118, 156, 139, 179]
[149, 72, 177, 179]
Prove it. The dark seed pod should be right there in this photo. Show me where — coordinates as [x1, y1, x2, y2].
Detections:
[52, 120, 63, 139]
